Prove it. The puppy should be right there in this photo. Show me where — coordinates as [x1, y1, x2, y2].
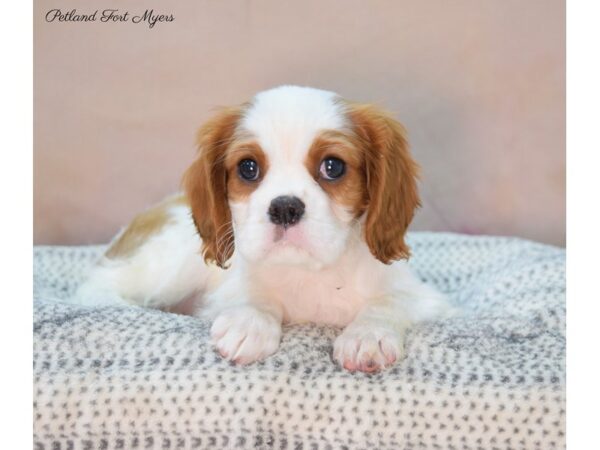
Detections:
[74, 86, 451, 373]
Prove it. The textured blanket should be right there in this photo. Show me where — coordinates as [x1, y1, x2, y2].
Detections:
[33, 233, 565, 450]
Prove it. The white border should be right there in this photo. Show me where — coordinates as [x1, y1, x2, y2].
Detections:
[567, 0, 600, 448]
[0, 0, 588, 446]
[0, 0, 33, 446]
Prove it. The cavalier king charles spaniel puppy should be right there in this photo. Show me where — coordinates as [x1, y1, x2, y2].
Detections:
[75, 86, 452, 373]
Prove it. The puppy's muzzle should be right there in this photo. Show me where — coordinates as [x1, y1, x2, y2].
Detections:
[268, 196, 305, 228]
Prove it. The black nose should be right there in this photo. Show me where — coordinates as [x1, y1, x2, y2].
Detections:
[268, 196, 305, 227]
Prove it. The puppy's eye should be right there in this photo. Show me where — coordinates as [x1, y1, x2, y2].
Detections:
[238, 159, 260, 181]
[319, 157, 346, 180]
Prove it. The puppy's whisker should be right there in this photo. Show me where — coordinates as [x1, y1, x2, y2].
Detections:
[214, 220, 234, 235]
[214, 224, 236, 262]
[215, 229, 234, 249]
[217, 238, 236, 263]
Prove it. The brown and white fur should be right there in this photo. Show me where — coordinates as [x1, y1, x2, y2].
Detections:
[74, 86, 452, 373]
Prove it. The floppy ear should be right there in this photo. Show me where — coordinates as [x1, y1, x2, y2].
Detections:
[182, 107, 243, 268]
[346, 103, 421, 263]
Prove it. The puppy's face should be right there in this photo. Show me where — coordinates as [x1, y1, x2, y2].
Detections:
[184, 86, 420, 269]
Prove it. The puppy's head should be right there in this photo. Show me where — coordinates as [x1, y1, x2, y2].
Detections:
[183, 86, 420, 269]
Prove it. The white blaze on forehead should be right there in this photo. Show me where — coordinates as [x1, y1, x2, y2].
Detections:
[239, 86, 348, 162]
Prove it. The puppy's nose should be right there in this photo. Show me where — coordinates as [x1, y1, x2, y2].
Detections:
[268, 196, 305, 227]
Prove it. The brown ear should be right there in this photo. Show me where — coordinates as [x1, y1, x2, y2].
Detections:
[182, 107, 243, 268]
[346, 103, 421, 263]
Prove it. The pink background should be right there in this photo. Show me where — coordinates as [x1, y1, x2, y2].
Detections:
[34, 0, 565, 246]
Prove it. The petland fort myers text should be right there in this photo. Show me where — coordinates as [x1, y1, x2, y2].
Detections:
[45, 9, 174, 29]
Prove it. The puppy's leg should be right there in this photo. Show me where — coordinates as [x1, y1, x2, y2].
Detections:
[72, 262, 134, 307]
[200, 271, 283, 365]
[72, 195, 208, 310]
[334, 271, 452, 373]
[333, 297, 410, 373]
[209, 305, 282, 365]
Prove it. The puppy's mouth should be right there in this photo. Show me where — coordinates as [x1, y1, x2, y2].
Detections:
[256, 223, 331, 270]
[271, 225, 307, 249]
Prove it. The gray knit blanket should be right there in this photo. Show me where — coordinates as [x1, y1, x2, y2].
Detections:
[33, 233, 565, 450]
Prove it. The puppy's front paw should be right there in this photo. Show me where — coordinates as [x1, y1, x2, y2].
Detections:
[210, 307, 282, 365]
[333, 324, 405, 373]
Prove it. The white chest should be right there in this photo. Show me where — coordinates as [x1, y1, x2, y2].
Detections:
[253, 257, 389, 327]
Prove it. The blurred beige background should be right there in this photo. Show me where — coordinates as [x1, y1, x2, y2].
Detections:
[34, 0, 565, 246]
